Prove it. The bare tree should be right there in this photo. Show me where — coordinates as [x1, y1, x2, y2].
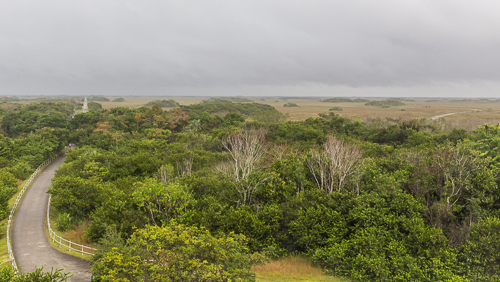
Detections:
[176, 155, 193, 177]
[156, 165, 174, 184]
[222, 128, 266, 182]
[269, 143, 288, 160]
[435, 144, 480, 210]
[219, 128, 267, 206]
[307, 136, 363, 194]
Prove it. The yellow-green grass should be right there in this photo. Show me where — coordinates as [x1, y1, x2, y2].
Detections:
[44, 217, 93, 261]
[45, 205, 94, 260]
[253, 257, 348, 282]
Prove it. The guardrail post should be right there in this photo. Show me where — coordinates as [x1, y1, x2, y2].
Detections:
[69, 241, 71, 252]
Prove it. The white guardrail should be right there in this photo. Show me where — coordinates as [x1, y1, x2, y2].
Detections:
[6, 149, 65, 273]
[47, 195, 97, 255]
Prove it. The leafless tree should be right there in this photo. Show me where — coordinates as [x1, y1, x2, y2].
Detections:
[156, 165, 174, 184]
[221, 128, 266, 182]
[307, 136, 363, 194]
[435, 144, 480, 210]
[269, 143, 288, 160]
[176, 155, 193, 177]
[219, 128, 268, 206]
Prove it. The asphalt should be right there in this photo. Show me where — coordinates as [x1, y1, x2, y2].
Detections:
[11, 154, 92, 281]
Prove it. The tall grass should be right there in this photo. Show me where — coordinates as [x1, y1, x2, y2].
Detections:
[252, 257, 347, 282]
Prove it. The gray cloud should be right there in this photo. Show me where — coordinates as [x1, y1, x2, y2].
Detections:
[1, 0, 500, 96]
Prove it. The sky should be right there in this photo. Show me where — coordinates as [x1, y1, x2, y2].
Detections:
[1, 1, 500, 97]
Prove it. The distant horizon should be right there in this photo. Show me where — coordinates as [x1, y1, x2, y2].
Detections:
[1, 94, 500, 100]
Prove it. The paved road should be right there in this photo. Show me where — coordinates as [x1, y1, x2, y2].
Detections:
[82, 97, 88, 113]
[11, 154, 92, 281]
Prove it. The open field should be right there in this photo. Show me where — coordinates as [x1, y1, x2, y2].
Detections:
[94, 96, 500, 128]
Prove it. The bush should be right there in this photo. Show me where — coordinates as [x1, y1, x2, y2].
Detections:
[112, 98, 125, 102]
[90, 96, 110, 102]
[365, 100, 405, 108]
[0, 266, 72, 281]
[87, 102, 102, 111]
[283, 103, 299, 107]
[92, 223, 266, 281]
[56, 213, 72, 232]
[460, 217, 500, 281]
[329, 107, 343, 111]
[144, 99, 179, 107]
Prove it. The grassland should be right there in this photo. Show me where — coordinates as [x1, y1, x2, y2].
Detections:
[253, 257, 347, 282]
[94, 96, 500, 130]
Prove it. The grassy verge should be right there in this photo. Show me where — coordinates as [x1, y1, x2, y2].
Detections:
[253, 257, 348, 282]
[45, 205, 94, 260]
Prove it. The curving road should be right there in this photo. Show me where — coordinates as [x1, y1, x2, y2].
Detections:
[11, 154, 92, 281]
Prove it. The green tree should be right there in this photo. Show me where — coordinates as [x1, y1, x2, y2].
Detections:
[132, 178, 196, 226]
[460, 217, 500, 281]
[91, 223, 266, 282]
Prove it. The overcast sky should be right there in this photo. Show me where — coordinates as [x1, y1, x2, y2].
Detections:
[1, 1, 500, 97]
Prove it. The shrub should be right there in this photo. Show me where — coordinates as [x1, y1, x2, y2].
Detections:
[92, 223, 266, 281]
[365, 100, 405, 108]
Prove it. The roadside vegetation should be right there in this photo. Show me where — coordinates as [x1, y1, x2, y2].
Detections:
[2, 98, 500, 281]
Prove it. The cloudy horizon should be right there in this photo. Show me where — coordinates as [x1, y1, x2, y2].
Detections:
[1, 1, 500, 97]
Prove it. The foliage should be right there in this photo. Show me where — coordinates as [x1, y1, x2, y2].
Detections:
[283, 103, 299, 107]
[365, 100, 405, 108]
[460, 217, 500, 281]
[144, 99, 180, 108]
[91, 223, 266, 282]
[87, 102, 103, 111]
[90, 96, 110, 102]
[329, 107, 343, 111]
[182, 101, 285, 123]
[0, 169, 17, 219]
[111, 98, 125, 102]
[0, 266, 72, 281]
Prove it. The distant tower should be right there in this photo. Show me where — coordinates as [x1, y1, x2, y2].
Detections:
[82, 97, 88, 113]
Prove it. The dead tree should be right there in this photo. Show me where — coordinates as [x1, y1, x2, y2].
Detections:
[219, 128, 267, 206]
[176, 155, 193, 177]
[435, 144, 479, 211]
[307, 136, 362, 194]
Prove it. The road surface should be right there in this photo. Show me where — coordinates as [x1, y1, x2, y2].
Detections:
[11, 155, 92, 281]
[82, 97, 88, 113]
